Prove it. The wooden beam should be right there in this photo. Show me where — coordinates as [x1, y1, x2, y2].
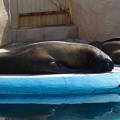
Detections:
[19, 10, 69, 17]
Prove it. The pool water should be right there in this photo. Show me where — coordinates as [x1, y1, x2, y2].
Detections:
[0, 102, 120, 120]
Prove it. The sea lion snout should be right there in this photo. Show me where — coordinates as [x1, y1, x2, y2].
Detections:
[102, 59, 114, 72]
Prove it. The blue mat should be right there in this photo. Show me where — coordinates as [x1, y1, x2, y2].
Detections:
[0, 70, 119, 104]
[0, 72, 119, 95]
[0, 94, 120, 104]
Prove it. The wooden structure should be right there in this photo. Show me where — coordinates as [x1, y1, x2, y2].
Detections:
[10, 0, 71, 29]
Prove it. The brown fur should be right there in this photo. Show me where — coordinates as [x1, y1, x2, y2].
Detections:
[0, 41, 114, 74]
[90, 38, 120, 64]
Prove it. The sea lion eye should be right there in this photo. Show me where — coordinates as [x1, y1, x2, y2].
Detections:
[107, 62, 109, 67]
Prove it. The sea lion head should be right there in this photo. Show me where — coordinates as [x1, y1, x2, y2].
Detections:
[87, 44, 114, 72]
[101, 58, 114, 72]
[98, 50, 114, 72]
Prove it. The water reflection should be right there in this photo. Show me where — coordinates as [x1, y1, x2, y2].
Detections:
[0, 102, 120, 120]
[50, 103, 120, 120]
[0, 104, 56, 120]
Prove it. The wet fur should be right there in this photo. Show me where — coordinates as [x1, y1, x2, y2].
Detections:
[90, 38, 120, 64]
[0, 41, 114, 74]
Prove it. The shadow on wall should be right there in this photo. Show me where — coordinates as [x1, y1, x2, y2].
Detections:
[1, 0, 11, 47]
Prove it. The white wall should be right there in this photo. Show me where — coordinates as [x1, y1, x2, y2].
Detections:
[0, 0, 77, 46]
[71, 0, 120, 42]
[0, 0, 11, 47]
[1, 0, 120, 46]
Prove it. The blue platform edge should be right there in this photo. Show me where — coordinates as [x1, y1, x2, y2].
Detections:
[0, 71, 119, 104]
[0, 72, 119, 95]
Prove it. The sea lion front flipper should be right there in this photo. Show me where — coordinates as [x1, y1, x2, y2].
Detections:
[56, 62, 96, 73]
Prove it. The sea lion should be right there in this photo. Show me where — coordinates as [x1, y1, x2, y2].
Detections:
[90, 38, 120, 64]
[0, 41, 114, 74]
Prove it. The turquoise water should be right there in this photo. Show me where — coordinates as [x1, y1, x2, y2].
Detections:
[0, 102, 120, 120]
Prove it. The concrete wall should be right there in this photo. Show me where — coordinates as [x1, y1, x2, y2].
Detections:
[11, 26, 77, 43]
[71, 0, 120, 42]
[0, 0, 11, 46]
[1, 0, 120, 46]
[0, 0, 77, 47]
